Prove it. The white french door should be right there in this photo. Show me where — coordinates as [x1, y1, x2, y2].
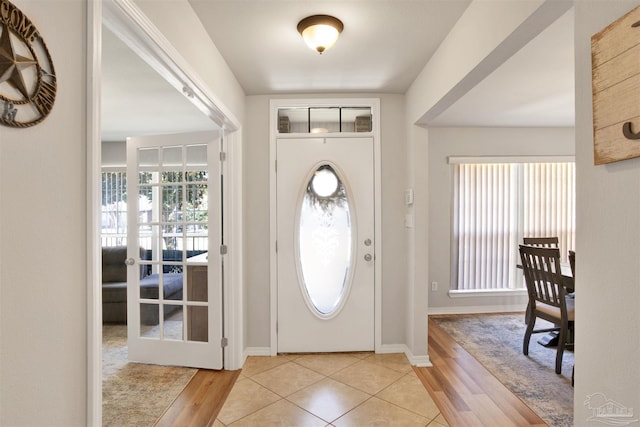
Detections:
[277, 137, 375, 352]
[126, 131, 223, 369]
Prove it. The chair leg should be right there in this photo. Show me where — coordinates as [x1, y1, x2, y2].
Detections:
[523, 316, 535, 356]
[524, 302, 531, 324]
[555, 322, 566, 375]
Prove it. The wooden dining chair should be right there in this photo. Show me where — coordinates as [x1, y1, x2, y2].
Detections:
[519, 244, 575, 374]
[521, 236, 559, 325]
[523, 236, 559, 248]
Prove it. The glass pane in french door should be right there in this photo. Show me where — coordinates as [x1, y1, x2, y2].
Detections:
[133, 144, 211, 342]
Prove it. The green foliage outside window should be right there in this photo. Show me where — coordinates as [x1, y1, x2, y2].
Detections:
[102, 171, 209, 250]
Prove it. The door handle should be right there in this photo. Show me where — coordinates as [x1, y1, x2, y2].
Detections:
[124, 258, 136, 266]
[364, 254, 373, 262]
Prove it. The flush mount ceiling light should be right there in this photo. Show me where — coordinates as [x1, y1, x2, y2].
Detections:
[297, 15, 344, 54]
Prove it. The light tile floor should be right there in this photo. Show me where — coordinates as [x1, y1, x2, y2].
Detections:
[214, 352, 449, 427]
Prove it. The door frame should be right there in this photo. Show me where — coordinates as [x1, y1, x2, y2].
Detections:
[87, 1, 244, 425]
[269, 98, 382, 355]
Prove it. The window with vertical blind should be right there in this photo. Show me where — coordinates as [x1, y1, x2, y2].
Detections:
[451, 158, 575, 291]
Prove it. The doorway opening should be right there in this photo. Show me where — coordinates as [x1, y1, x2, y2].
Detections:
[89, 1, 243, 425]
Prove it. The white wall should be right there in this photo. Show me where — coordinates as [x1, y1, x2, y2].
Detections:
[428, 127, 575, 313]
[574, 1, 640, 423]
[0, 0, 246, 424]
[244, 94, 409, 350]
[379, 96, 410, 344]
[405, 124, 429, 359]
[102, 141, 126, 167]
[0, 1, 87, 425]
[243, 96, 271, 348]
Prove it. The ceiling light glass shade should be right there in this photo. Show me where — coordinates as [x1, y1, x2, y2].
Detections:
[297, 15, 344, 54]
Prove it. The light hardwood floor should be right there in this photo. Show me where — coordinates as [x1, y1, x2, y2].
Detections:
[415, 318, 547, 426]
[155, 318, 547, 426]
[155, 369, 240, 426]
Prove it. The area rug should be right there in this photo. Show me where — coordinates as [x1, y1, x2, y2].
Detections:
[102, 324, 197, 427]
[431, 313, 573, 427]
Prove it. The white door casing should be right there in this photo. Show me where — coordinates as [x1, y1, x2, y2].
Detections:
[126, 131, 223, 369]
[277, 137, 375, 352]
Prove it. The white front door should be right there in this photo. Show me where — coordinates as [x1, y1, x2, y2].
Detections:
[277, 137, 375, 352]
[126, 131, 223, 369]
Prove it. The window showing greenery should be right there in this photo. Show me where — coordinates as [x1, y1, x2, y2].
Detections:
[102, 171, 128, 247]
[101, 170, 209, 250]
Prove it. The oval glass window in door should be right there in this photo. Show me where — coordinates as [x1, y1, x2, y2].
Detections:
[297, 164, 353, 317]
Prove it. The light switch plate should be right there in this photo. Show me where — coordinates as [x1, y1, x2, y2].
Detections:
[405, 214, 414, 228]
[404, 189, 414, 206]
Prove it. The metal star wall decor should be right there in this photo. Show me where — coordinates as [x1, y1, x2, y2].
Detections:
[0, 0, 56, 128]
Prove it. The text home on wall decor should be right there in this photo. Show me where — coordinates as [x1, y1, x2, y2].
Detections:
[592, 5, 640, 165]
[0, 0, 56, 128]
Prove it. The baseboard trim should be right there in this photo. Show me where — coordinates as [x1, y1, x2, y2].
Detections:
[409, 355, 432, 367]
[428, 304, 527, 316]
[243, 345, 433, 368]
[244, 347, 271, 358]
[378, 344, 432, 367]
[377, 344, 407, 354]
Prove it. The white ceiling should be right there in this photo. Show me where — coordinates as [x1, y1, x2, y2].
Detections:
[188, 0, 472, 94]
[101, 26, 218, 141]
[428, 7, 575, 127]
[101, 1, 575, 140]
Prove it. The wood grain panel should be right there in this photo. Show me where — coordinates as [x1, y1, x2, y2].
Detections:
[591, 5, 640, 68]
[592, 72, 640, 130]
[594, 116, 640, 165]
[592, 43, 640, 91]
[592, 5, 640, 165]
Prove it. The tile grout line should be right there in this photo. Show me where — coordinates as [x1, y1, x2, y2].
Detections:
[372, 370, 441, 423]
[217, 353, 446, 426]
[279, 358, 365, 425]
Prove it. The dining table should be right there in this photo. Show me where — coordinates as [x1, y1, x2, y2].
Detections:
[559, 262, 574, 292]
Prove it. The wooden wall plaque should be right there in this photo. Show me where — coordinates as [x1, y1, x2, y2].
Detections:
[592, 5, 640, 165]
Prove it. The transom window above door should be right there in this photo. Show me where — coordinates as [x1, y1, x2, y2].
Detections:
[277, 106, 372, 134]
